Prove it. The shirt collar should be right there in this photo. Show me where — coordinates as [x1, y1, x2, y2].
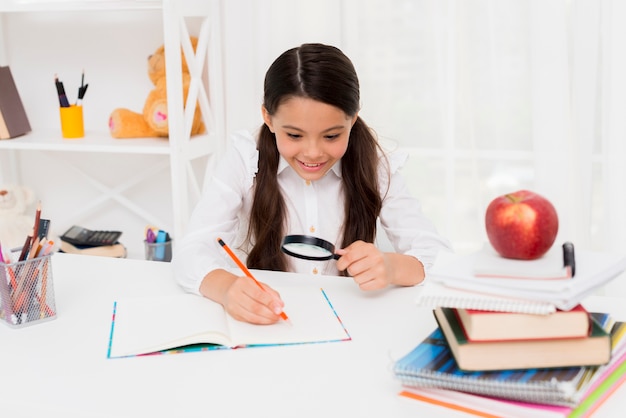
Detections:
[277, 157, 343, 179]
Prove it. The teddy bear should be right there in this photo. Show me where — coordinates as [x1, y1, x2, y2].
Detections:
[0, 185, 36, 251]
[108, 37, 205, 138]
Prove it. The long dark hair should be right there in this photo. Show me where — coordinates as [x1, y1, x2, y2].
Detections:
[246, 43, 383, 271]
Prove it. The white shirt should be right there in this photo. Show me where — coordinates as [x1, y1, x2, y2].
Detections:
[173, 130, 451, 294]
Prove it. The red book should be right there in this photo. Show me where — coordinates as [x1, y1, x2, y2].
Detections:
[455, 304, 591, 342]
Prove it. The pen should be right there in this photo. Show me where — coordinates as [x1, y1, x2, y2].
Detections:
[18, 233, 33, 261]
[77, 70, 88, 105]
[54, 74, 70, 107]
[217, 237, 289, 322]
[563, 241, 576, 278]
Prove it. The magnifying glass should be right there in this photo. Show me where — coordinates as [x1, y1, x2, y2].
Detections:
[281, 235, 340, 261]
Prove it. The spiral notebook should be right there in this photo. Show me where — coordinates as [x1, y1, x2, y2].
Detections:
[393, 316, 626, 407]
[393, 326, 587, 406]
[416, 281, 557, 314]
[398, 319, 626, 416]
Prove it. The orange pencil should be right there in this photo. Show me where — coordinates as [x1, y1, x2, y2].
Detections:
[32, 201, 42, 241]
[39, 241, 55, 319]
[217, 237, 289, 321]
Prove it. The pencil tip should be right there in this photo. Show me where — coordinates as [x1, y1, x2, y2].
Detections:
[217, 237, 225, 246]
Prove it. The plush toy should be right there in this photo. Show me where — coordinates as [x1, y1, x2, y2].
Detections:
[0, 185, 35, 250]
[108, 37, 205, 138]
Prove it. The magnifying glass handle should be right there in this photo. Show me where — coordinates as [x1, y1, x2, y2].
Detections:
[332, 253, 341, 260]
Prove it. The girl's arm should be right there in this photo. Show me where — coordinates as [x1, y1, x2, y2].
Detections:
[172, 132, 260, 295]
[376, 152, 452, 273]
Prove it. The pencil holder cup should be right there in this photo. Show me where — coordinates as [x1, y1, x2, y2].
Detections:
[59, 105, 84, 139]
[144, 239, 173, 262]
[0, 254, 57, 329]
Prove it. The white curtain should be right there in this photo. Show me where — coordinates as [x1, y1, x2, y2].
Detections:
[338, 0, 626, 294]
[529, 0, 626, 293]
[220, 0, 626, 294]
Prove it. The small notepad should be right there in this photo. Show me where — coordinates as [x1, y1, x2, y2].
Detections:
[473, 246, 570, 280]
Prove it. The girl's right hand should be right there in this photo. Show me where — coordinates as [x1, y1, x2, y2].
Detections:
[222, 276, 285, 325]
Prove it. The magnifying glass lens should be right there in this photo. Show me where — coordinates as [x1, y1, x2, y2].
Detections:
[283, 243, 333, 258]
[281, 235, 339, 261]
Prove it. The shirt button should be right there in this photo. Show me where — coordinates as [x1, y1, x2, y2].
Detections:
[309, 226, 316, 233]
[305, 180, 311, 186]
[312, 267, 319, 275]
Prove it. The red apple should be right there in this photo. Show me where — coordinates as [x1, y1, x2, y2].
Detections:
[485, 190, 558, 260]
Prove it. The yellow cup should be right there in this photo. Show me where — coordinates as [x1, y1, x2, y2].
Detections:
[59, 105, 84, 139]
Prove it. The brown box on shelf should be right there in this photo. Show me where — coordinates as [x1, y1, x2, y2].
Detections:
[0, 66, 31, 140]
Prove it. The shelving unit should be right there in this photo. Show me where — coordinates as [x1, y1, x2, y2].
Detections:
[0, 0, 226, 251]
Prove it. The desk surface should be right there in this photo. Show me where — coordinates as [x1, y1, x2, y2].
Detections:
[1, 253, 625, 418]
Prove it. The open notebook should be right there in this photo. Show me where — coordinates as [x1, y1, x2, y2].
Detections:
[107, 286, 351, 358]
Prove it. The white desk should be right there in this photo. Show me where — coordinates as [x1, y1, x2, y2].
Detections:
[1, 253, 625, 418]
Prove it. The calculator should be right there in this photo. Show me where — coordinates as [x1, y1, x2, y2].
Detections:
[60, 225, 122, 247]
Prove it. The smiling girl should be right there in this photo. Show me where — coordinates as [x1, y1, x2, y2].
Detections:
[173, 43, 451, 324]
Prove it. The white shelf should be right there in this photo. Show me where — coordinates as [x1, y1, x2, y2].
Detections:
[0, 0, 162, 12]
[0, 130, 215, 155]
[0, 0, 225, 247]
[0, 131, 169, 154]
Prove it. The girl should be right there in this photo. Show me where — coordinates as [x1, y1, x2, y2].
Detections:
[173, 43, 451, 324]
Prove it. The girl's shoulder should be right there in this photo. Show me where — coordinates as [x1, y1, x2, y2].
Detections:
[230, 129, 260, 175]
[377, 143, 408, 175]
[376, 142, 409, 194]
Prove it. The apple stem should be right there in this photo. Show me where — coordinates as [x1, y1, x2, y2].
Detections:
[505, 194, 520, 203]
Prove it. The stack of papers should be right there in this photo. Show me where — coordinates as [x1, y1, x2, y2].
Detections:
[418, 247, 626, 312]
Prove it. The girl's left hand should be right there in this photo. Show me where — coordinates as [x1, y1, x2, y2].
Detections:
[335, 240, 391, 291]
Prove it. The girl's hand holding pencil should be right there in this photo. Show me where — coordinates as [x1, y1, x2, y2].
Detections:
[213, 238, 289, 325]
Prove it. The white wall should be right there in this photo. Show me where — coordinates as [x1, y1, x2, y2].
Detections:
[220, 0, 344, 135]
[2, 1, 625, 300]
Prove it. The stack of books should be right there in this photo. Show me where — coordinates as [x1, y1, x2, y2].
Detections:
[394, 246, 626, 416]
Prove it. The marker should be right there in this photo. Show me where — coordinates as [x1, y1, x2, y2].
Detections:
[146, 228, 156, 244]
[217, 237, 289, 322]
[155, 230, 167, 260]
[563, 242, 576, 278]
